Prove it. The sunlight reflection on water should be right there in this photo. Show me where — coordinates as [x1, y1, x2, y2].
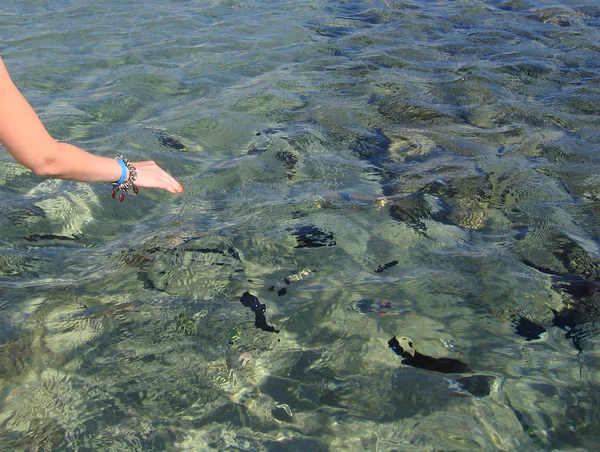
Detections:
[2, 0, 600, 450]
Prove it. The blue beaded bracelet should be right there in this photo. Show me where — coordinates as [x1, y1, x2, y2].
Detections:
[115, 158, 128, 185]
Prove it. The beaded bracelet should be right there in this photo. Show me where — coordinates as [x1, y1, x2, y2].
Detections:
[111, 155, 138, 202]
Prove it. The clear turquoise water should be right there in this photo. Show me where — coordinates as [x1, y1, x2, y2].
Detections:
[2, 0, 600, 450]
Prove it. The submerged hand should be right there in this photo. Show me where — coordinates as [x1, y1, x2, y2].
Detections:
[132, 160, 184, 194]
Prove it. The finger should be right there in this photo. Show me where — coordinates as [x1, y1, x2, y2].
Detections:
[132, 161, 184, 193]
[165, 180, 184, 193]
[159, 171, 184, 193]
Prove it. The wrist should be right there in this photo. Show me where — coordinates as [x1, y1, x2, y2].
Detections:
[111, 155, 138, 202]
[115, 158, 128, 184]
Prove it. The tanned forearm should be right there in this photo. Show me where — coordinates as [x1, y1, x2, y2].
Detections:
[0, 55, 184, 193]
[38, 142, 124, 181]
[0, 56, 122, 181]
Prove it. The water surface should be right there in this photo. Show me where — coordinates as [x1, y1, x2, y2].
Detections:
[2, 0, 600, 450]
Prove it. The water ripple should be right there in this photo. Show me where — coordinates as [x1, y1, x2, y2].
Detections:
[2, 0, 600, 449]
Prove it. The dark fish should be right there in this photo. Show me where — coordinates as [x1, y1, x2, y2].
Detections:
[388, 336, 472, 374]
[24, 233, 80, 242]
[551, 307, 592, 353]
[375, 260, 398, 273]
[551, 307, 580, 331]
[256, 127, 285, 136]
[511, 316, 546, 341]
[288, 225, 336, 248]
[350, 299, 395, 315]
[156, 132, 186, 152]
[239, 291, 279, 334]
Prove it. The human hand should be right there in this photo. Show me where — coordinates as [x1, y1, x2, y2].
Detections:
[131, 160, 184, 194]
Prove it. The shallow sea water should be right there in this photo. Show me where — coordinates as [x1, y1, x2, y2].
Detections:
[2, 0, 600, 450]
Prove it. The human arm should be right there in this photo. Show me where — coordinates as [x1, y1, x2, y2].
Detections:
[0, 56, 183, 193]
